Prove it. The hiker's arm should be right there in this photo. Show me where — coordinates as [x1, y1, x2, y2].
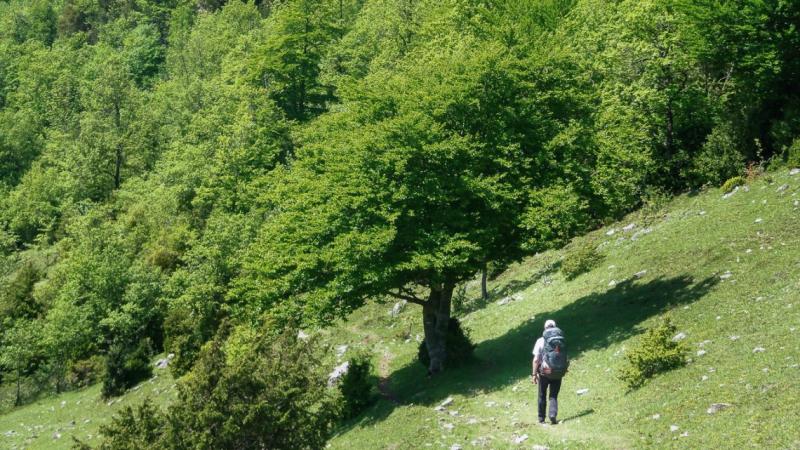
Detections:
[531, 355, 540, 383]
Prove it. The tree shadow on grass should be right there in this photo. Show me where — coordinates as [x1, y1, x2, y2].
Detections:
[336, 274, 718, 433]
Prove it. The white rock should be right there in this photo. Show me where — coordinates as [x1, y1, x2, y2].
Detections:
[449, 410, 460, 417]
[335, 345, 349, 358]
[670, 425, 679, 432]
[776, 184, 789, 193]
[484, 401, 497, 407]
[730, 335, 740, 341]
[722, 186, 739, 199]
[608, 280, 617, 287]
[608, 265, 616, 269]
[576, 388, 589, 395]
[631, 227, 653, 240]
[702, 375, 709, 381]
[513, 434, 528, 444]
[681, 432, 690, 437]
[53, 432, 62, 439]
[532, 446, 550, 450]
[754, 218, 763, 223]
[155, 358, 170, 369]
[390, 300, 407, 317]
[450, 445, 462, 450]
[707, 403, 732, 414]
[434, 405, 445, 412]
[753, 347, 766, 353]
[697, 350, 707, 357]
[789, 168, 800, 175]
[623, 223, 636, 232]
[442, 423, 454, 431]
[327, 361, 350, 386]
[719, 271, 733, 280]
[440, 396, 454, 408]
[699, 210, 707, 215]
[652, 413, 661, 420]
[297, 330, 310, 341]
[673, 332, 687, 342]
[60, 401, 66, 408]
[633, 270, 647, 278]
[606, 228, 616, 236]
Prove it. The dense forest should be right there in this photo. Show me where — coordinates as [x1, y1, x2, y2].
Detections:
[0, 0, 798, 446]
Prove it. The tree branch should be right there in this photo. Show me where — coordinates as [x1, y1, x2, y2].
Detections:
[388, 290, 427, 306]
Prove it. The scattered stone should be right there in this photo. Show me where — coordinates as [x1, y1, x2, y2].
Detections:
[449, 410, 460, 417]
[633, 270, 647, 278]
[52, 433, 61, 440]
[327, 361, 350, 387]
[777, 184, 789, 193]
[670, 425, 679, 432]
[84, 419, 91, 424]
[440, 397, 454, 408]
[297, 330, 310, 341]
[730, 335, 740, 341]
[155, 358, 171, 369]
[702, 375, 709, 381]
[576, 388, 589, 395]
[698, 340, 712, 347]
[707, 403, 732, 414]
[606, 228, 617, 236]
[442, 423, 454, 431]
[722, 186, 739, 199]
[3, 431, 16, 437]
[754, 218, 763, 223]
[467, 418, 479, 425]
[789, 168, 800, 176]
[434, 405, 445, 412]
[484, 401, 497, 407]
[497, 297, 513, 306]
[745, 249, 753, 254]
[681, 432, 690, 438]
[673, 332, 687, 342]
[699, 210, 707, 215]
[623, 223, 636, 232]
[697, 350, 707, 357]
[631, 227, 653, 240]
[335, 345, 349, 358]
[60, 401, 66, 408]
[719, 271, 733, 280]
[513, 434, 528, 444]
[716, 316, 721, 320]
[390, 300, 407, 317]
[450, 445, 462, 450]
[652, 413, 661, 420]
[608, 265, 616, 269]
[753, 347, 766, 353]
[532, 446, 550, 450]
[608, 280, 617, 287]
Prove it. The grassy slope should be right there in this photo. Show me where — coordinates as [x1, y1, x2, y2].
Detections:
[0, 362, 175, 450]
[1, 170, 798, 450]
[326, 169, 800, 449]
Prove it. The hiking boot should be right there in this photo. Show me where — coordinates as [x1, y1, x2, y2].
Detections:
[538, 418, 545, 424]
[549, 417, 558, 425]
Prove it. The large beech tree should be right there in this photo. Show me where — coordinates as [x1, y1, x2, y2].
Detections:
[234, 38, 598, 374]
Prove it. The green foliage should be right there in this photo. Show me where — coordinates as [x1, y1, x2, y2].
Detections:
[93, 326, 339, 449]
[618, 317, 687, 389]
[721, 176, 746, 194]
[338, 353, 374, 419]
[102, 339, 153, 398]
[67, 355, 105, 389]
[688, 123, 746, 187]
[417, 318, 475, 369]
[561, 241, 603, 280]
[784, 138, 800, 168]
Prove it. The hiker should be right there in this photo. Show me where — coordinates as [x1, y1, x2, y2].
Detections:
[531, 319, 569, 424]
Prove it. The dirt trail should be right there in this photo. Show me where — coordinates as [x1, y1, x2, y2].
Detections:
[377, 350, 401, 405]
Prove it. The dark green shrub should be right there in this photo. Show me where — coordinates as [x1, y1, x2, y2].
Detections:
[721, 175, 746, 194]
[417, 318, 476, 369]
[339, 353, 374, 419]
[102, 339, 153, 398]
[68, 355, 105, 388]
[786, 138, 800, 168]
[618, 317, 687, 389]
[561, 242, 604, 280]
[93, 326, 338, 449]
[687, 123, 746, 187]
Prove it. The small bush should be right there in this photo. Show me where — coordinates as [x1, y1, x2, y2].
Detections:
[339, 353, 374, 419]
[102, 339, 153, 398]
[720, 175, 746, 194]
[785, 138, 800, 168]
[687, 123, 746, 187]
[68, 355, 106, 388]
[561, 242, 604, 280]
[417, 318, 476, 368]
[618, 317, 687, 389]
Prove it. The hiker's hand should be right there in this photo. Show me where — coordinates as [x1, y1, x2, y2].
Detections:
[531, 374, 538, 384]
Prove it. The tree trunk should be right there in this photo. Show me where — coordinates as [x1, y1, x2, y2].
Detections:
[422, 282, 454, 375]
[14, 369, 21, 406]
[481, 263, 488, 301]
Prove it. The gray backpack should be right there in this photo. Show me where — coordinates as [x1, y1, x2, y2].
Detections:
[542, 327, 569, 379]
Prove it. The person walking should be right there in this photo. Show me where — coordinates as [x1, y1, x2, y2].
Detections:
[532, 319, 569, 424]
